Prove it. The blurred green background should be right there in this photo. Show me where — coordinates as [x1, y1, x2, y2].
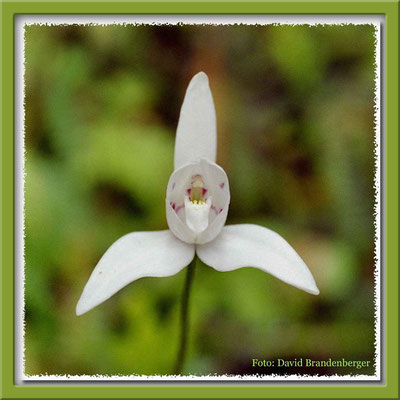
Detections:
[24, 24, 377, 376]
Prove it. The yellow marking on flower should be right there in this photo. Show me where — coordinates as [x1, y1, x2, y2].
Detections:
[191, 199, 205, 205]
[190, 175, 205, 202]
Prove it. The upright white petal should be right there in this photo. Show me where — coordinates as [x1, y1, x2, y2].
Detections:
[197, 224, 319, 295]
[76, 231, 195, 316]
[174, 72, 217, 169]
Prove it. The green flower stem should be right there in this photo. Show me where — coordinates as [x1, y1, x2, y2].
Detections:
[174, 256, 197, 375]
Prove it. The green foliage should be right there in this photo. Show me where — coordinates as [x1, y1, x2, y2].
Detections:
[24, 24, 376, 376]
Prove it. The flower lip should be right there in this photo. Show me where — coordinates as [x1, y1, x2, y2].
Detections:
[184, 196, 212, 234]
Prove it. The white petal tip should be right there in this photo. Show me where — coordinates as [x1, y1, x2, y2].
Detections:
[75, 300, 88, 316]
[304, 283, 320, 295]
[307, 287, 319, 296]
[188, 71, 209, 90]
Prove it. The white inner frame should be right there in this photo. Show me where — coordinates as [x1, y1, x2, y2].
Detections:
[15, 14, 383, 383]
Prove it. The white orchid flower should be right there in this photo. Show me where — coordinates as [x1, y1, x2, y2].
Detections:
[76, 72, 319, 316]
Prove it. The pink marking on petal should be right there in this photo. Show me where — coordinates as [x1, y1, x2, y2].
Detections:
[202, 188, 207, 195]
[186, 188, 191, 194]
[175, 204, 185, 213]
[210, 205, 218, 215]
[219, 208, 223, 214]
[219, 183, 225, 189]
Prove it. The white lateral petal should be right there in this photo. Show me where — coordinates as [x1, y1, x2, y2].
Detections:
[197, 224, 319, 295]
[174, 72, 217, 169]
[76, 230, 195, 315]
[166, 200, 196, 244]
[196, 203, 229, 245]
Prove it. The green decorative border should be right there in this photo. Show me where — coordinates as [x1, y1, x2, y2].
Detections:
[1, 1, 398, 399]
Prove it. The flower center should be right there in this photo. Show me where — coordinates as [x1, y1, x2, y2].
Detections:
[189, 175, 206, 203]
[184, 175, 211, 235]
